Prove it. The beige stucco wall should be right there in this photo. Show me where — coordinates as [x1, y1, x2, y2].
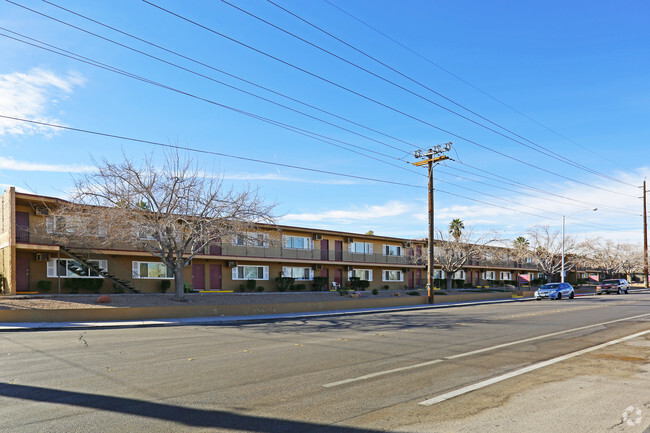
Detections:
[0, 187, 15, 295]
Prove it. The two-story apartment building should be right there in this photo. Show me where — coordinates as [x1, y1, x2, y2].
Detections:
[1, 187, 542, 295]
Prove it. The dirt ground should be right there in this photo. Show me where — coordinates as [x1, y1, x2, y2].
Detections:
[0, 290, 424, 310]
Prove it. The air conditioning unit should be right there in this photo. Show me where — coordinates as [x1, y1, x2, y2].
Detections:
[35, 253, 49, 261]
[313, 234, 323, 240]
[227, 261, 238, 268]
[313, 264, 323, 270]
[343, 265, 353, 271]
[34, 206, 49, 216]
[346, 237, 354, 243]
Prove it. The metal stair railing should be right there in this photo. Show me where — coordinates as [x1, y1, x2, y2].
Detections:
[57, 244, 141, 294]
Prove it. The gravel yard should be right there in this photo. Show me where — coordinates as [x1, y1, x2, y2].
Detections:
[0, 290, 424, 310]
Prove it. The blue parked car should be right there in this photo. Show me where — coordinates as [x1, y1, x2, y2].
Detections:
[534, 283, 575, 300]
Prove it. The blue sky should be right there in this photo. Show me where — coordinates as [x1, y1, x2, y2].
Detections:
[1, 0, 649, 244]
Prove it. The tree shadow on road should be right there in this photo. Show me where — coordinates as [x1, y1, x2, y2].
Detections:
[0, 382, 397, 433]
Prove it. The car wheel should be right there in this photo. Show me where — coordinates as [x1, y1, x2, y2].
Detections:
[597, 292, 602, 295]
[536, 298, 542, 301]
[625, 289, 629, 294]
[569, 291, 574, 299]
[557, 292, 562, 300]
[605, 291, 610, 294]
[617, 288, 621, 294]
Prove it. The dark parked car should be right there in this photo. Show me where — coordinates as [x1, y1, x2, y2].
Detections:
[596, 279, 630, 295]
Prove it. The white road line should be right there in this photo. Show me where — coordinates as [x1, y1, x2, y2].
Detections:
[419, 329, 650, 406]
[322, 312, 650, 388]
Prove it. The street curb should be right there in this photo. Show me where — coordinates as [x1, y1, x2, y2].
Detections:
[2, 289, 647, 331]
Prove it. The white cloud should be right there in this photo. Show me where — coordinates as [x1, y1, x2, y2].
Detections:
[0, 68, 85, 136]
[0, 156, 93, 173]
[282, 200, 414, 223]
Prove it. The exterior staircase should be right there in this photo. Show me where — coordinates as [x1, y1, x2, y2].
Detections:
[58, 246, 140, 294]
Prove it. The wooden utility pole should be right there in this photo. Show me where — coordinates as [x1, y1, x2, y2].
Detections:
[413, 143, 452, 304]
[643, 180, 648, 289]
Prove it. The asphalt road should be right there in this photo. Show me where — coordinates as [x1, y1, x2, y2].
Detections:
[1, 292, 650, 433]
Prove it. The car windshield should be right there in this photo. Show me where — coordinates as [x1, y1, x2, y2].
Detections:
[601, 280, 618, 285]
[540, 284, 560, 290]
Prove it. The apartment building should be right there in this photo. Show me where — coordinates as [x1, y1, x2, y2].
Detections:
[1, 187, 541, 295]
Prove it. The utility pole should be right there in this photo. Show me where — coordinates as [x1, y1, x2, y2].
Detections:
[413, 142, 452, 304]
[643, 180, 648, 289]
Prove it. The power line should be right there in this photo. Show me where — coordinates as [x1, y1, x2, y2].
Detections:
[321, 0, 630, 173]
[141, 0, 639, 198]
[0, 27, 419, 177]
[3, 113, 631, 232]
[256, 0, 636, 188]
[7, 0, 412, 158]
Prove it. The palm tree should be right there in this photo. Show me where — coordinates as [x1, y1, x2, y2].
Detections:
[513, 236, 530, 250]
[448, 218, 465, 241]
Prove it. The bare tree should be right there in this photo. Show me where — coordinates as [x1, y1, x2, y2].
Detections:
[45, 151, 275, 300]
[618, 243, 644, 281]
[434, 223, 499, 290]
[528, 225, 580, 282]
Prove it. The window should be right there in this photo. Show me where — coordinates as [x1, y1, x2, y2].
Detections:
[349, 242, 373, 254]
[46, 215, 105, 236]
[433, 269, 446, 279]
[383, 245, 403, 256]
[282, 266, 313, 280]
[132, 261, 173, 279]
[382, 270, 403, 282]
[482, 271, 496, 280]
[47, 259, 107, 278]
[500, 271, 512, 280]
[232, 232, 269, 248]
[283, 235, 312, 250]
[453, 270, 466, 280]
[348, 269, 373, 281]
[232, 265, 269, 280]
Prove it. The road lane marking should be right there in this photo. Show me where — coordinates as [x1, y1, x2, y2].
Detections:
[322, 312, 650, 388]
[323, 359, 444, 387]
[419, 328, 650, 406]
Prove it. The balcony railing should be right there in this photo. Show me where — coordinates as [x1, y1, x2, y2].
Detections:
[219, 245, 412, 265]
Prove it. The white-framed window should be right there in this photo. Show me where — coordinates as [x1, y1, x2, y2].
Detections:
[382, 270, 403, 282]
[232, 232, 269, 248]
[500, 271, 512, 280]
[383, 245, 403, 256]
[433, 269, 446, 279]
[348, 269, 373, 281]
[349, 242, 373, 254]
[46, 215, 106, 236]
[483, 271, 496, 280]
[232, 265, 269, 280]
[282, 266, 314, 280]
[282, 235, 312, 250]
[132, 261, 173, 279]
[47, 259, 107, 278]
[524, 257, 534, 263]
[453, 270, 466, 280]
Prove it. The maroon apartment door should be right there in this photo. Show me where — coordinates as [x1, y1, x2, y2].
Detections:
[16, 256, 29, 292]
[334, 269, 343, 286]
[209, 264, 222, 290]
[408, 271, 414, 289]
[192, 264, 205, 290]
[334, 241, 343, 261]
[16, 211, 29, 243]
[320, 239, 329, 261]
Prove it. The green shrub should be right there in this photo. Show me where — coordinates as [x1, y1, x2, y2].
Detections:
[348, 276, 361, 290]
[383, 285, 389, 290]
[371, 288, 378, 295]
[312, 276, 328, 292]
[256, 286, 264, 292]
[113, 283, 125, 294]
[275, 277, 294, 292]
[36, 280, 52, 292]
[358, 280, 370, 290]
[407, 291, 421, 296]
[184, 283, 193, 293]
[63, 279, 103, 294]
[293, 284, 306, 291]
[160, 280, 171, 293]
[245, 279, 256, 292]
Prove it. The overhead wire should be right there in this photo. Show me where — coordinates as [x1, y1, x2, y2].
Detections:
[223, 0, 636, 188]
[141, 0, 639, 199]
[7, 0, 411, 158]
[321, 0, 630, 172]
[0, 27, 419, 177]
